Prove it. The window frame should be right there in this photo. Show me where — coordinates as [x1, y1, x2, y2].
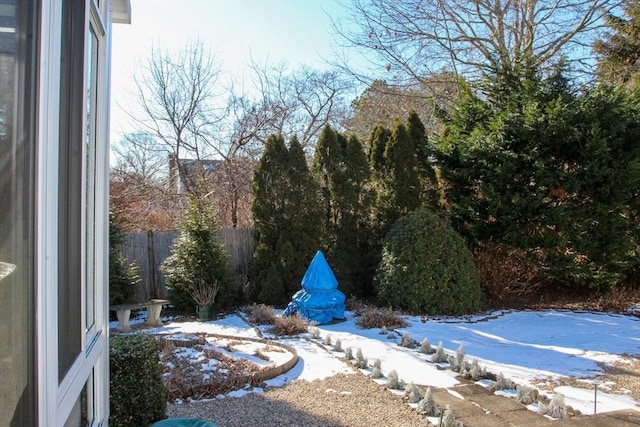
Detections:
[37, 0, 112, 425]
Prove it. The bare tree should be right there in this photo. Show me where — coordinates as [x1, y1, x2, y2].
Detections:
[125, 40, 352, 228]
[333, 0, 616, 87]
[110, 133, 180, 231]
[241, 60, 353, 149]
[344, 75, 458, 143]
[131, 39, 224, 198]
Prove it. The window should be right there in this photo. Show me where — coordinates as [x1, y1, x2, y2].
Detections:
[0, 0, 39, 425]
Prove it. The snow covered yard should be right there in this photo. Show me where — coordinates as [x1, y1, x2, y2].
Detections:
[116, 308, 640, 418]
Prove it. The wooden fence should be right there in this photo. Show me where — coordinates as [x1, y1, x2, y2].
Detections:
[119, 227, 256, 300]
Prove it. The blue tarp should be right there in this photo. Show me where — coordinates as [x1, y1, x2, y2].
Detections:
[282, 251, 346, 325]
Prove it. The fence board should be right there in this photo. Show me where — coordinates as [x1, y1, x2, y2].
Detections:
[119, 228, 256, 301]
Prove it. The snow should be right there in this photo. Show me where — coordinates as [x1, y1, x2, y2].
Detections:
[113, 308, 640, 415]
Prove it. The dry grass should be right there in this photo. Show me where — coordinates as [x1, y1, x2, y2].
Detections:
[243, 303, 278, 325]
[355, 305, 408, 329]
[158, 340, 268, 401]
[474, 242, 551, 304]
[267, 313, 310, 336]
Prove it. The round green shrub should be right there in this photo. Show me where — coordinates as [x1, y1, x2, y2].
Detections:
[374, 208, 483, 315]
[110, 333, 167, 426]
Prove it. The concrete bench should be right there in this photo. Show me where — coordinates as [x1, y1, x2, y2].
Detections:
[110, 299, 169, 332]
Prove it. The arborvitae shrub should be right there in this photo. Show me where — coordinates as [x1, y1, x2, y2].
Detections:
[432, 341, 447, 363]
[418, 338, 433, 354]
[455, 345, 466, 369]
[491, 372, 515, 391]
[386, 369, 404, 390]
[516, 384, 539, 405]
[545, 394, 568, 419]
[333, 338, 343, 352]
[323, 334, 332, 346]
[370, 365, 384, 379]
[400, 332, 417, 348]
[442, 405, 463, 427]
[312, 327, 321, 339]
[374, 208, 483, 315]
[355, 348, 368, 368]
[417, 387, 439, 416]
[344, 347, 353, 360]
[110, 333, 167, 426]
[405, 382, 422, 403]
[468, 359, 486, 380]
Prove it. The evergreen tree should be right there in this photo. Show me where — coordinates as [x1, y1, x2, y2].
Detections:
[249, 134, 323, 306]
[368, 113, 437, 237]
[312, 126, 374, 297]
[439, 70, 640, 291]
[109, 213, 140, 306]
[594, 0, 640, 88]
[161, 197, 233, 312]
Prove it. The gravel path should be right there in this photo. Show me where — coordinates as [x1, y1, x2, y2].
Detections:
[167, 372, 427, 427]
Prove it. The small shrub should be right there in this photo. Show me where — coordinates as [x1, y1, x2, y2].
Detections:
[405, 382, 422, 403]
[432, 341, 447, 363]
[417, 387, 439, 416]
[400, 332, 417, 348]
[356, 305, 408, 329]
[468, 359, 486, 381]
[344, 347, 353, 360]
[441, 405, 463, 427]
[323, 334, 332, 346]
[268, 313, 309, 336]
[516, 384, 539, 405]
[243, 303, 277, 325]
[542, 394, 568, 419]
[386, 369, 404, 390]
[374, 208, 483, 315]
[333, 338, 343, 352]
[161, 197, 233, 312]
[450, 344, 465, 372]
[110, 333, 167, 427]
[418, 338, 433, 354]
[491, 372, 515, 392]
[370, 365, 384, 379]
[474, 242, 549, 303]
[355, 348, 368, 369]
[380, 326, 388, 335]
[311, 327, 321, 339]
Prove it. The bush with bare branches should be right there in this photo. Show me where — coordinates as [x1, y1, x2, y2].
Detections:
[356, 306, 408, 329]
[474, 242, 550, 303]
[243, 303, 277, 325]
[267, 314, 309, 336]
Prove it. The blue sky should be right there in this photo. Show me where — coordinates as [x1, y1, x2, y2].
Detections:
[110, 0, 352, 140]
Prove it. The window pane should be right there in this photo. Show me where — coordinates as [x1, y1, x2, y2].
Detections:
[85, 26, 98, 333]
[58, 0, 85, 381]
[0, 0, 38, 425]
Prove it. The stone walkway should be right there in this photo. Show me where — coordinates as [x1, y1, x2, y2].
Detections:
[430, 383, 640, 427]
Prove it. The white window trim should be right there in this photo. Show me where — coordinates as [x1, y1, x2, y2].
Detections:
[36, 0, 116, 425]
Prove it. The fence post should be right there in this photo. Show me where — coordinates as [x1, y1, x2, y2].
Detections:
[147, 230, 158, 299]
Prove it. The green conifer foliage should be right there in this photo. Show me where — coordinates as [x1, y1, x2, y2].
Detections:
[109, 213, 140, 306]
[375, 208, 483, 315]
[594, 0, 640, 88]
[249, 135, 323, 306]
[312, 126, 374, 297]
[160, 197, 232, 312]
[439, 73, 640, 290]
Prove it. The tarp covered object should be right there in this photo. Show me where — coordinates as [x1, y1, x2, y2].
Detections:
[282, 251, 346, 324]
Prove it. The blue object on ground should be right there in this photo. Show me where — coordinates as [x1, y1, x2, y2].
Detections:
[283, 250, 346, 324]
[150, 418, 218, 427]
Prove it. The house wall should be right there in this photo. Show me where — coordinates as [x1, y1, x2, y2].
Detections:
[0, 1, 130, 425]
